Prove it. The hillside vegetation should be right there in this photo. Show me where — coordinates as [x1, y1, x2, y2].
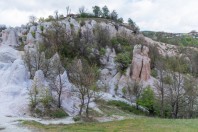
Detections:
[142, 31, 198, 47]
[23, 117, 198, 132]
[2, 4, 198, 132]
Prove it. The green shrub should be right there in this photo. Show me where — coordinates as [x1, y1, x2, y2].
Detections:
[117, 37, 129, 46]
[50, 108, 68, 118]
[163, 76, 173, 85]
[31, 31, 35, 38]
[99, 48, 106, 55]
[137, 86, 155, 115]
[115, 52, 131, 73]
[80, 13, 91, 18]
[40, 26, 44, 32]
[35, 108, 42, 115]
[70, 23, 74, 29]
[151, 69, 158, 78]
[111, 38, 119, 46]
[107, 100, 146, 115]
[122, 87, 127, 96]
[40, 91, 53, 109]
[111, 38, 132, 54]
[73, 116, 81, 122]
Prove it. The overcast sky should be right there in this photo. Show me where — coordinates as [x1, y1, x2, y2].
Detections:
[0, 0, 198, 33]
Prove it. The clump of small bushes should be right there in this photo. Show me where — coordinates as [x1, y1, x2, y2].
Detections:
[107, 100, 146, 115]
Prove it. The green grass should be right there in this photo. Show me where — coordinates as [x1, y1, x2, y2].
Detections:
[22, 117, 198, 132]
[107, 100, 146, 115]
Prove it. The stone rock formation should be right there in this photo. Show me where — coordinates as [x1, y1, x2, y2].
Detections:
[1, 29, 18, 46]
[131, 44, 151, 81]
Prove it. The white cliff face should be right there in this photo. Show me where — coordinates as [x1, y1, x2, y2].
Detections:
[57, 71, 80, 116]
[0, 42, 30, 116]
[99, 48, 119, 95]
[1, 29, 18, 46]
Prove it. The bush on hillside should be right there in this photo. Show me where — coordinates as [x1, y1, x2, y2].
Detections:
[107, 100, 146, 115]
[115, 52, 131, 73]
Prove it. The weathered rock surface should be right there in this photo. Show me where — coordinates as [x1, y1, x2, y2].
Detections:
[1, 29, 18, 46]
[131, 44, 151, 81]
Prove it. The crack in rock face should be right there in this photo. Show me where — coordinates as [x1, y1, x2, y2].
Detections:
[131, 44, 151, 81]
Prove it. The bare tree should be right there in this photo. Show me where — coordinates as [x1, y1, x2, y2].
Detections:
[67, 59, 98, 117]
[165, 57, 185, 118]
[23, 49, 34, 78]
[66, 6, 71, 16]
[79, 6, 86, 14]
[155, 58, 166, 117]
[29, 15, 37, 25]
[42, 20, 72, 55]
[28, 77, 39, 110]
[94, 24, 110, 50]
[50, 56, 66, 108]
[79, 26, 94, 56]
[23, 44, 47, 78]
[33, 44, 45, 71]
[54, 10, 59, 20]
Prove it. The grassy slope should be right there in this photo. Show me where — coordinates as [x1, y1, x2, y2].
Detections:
[23, 117, 198, 132]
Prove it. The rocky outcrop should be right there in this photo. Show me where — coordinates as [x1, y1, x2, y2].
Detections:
[131, 45, 151, 81]
[1, 29, 18, 46]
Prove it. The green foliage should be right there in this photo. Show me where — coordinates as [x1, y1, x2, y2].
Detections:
[137, 86, 155, 115]
[128, 18, 135, 26]
[35, 108, 42, 115]
[110, 10, 118, 21]
[163, 75, 173, 85]
[151, 69, 158, 78]
[49, 108, 68, 118]
[111, 38, 119, 46]
[118, 17, 124, 23]
[73, 116, 81, 122]
[128, 18, 139, 33]
[99, 48, 106, 55]
[122, 87, 127, 96]
[70, 23, 74, 29]
[93, 6, 102, 17]
[40, 26, 44, 32]
[107, 100, 146, 115]
[94, 24, 111, 49]
[142, 31, 198, 47]
[39, 89, 53, 109]
[115, 52, 131, 73]
[31, 31, 35, 38]
[111, 37, 132, 54]
[45, 15, 55, 22]
[23, 117, 198, 132]
[165, 57, 190, 73]
[29, 80, 39, 110]
[102, 5, 110, 18]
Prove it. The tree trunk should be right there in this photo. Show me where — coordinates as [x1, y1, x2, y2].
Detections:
[58, 93, 61, 108]
[79, 95, 84, 116]
[86, 97, 91, 117]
